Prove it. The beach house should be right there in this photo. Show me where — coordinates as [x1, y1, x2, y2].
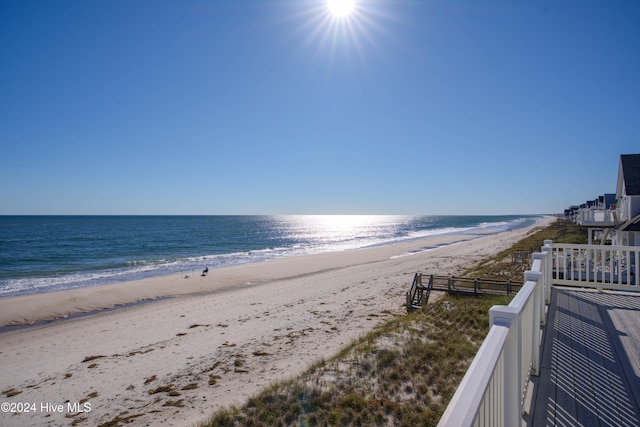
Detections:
[438, 153, 640, 426]
[613, 154, 640, 246]
[575, 194, 616, 227]
[572, 154, 640, 246]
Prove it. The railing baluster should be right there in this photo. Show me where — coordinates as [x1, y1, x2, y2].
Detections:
[633, 249, 640, 290]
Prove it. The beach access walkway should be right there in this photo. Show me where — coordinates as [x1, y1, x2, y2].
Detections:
[527, 288, 640, 426]
[406, 273, 522, 311]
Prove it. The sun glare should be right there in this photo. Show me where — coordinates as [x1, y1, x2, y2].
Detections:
[327, 0, 355, 17]
[286, 0, 395, 72]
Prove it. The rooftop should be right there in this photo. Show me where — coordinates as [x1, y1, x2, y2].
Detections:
[619, 154, 640, 197]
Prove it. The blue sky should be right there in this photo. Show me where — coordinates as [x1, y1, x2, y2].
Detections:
[1, 0, 638, 215]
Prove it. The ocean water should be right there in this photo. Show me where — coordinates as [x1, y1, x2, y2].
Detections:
[0, 215, 542, 297]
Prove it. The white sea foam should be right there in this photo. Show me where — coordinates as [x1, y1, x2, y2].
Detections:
[0, 215, 545, 297]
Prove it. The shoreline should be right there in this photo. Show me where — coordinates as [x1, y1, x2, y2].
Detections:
[0, 215, 540, 301]
[0, 228, 510, 328]
[0, 217, 555, 427]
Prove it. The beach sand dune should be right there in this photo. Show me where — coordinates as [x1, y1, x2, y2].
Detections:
[0, 218, 554, 426]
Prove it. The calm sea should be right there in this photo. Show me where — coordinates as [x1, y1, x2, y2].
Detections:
[0, 215, 542, 297]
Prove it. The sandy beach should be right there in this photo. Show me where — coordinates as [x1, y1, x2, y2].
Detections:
[0, 217, 554, 426]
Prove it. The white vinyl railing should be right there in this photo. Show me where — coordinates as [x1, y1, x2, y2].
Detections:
[438, 238, 639, 426]
[438, 241, 552, 427]
[576, 208, 617, 226]
[551, 243, 639, 290]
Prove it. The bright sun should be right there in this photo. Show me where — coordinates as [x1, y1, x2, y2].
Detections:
[327, 0, 355, 17]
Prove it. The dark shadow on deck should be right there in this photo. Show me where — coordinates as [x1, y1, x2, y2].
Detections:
[527, 288, 640, 426]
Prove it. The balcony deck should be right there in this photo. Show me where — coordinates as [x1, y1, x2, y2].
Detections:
[527, 288, 640, 426]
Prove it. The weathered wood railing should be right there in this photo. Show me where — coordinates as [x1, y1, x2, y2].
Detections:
[407, 274, 522, 313]
[406, 273, 421, 311]
[437, 241, 552, 427]
[551, 243, 639, 290]
[410, 275, 521, 297]
[439, 276, 520, 296]
[406, 273, 432, 311]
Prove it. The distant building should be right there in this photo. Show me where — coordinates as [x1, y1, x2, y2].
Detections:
[566, 153, 640, 246]
[614, 154, 640, 245]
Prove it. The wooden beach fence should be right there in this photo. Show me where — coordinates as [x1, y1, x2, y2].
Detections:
[406, 274, 521, 312]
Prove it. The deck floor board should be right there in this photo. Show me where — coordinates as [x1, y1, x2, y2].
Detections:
[529, 288, 640, 426]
